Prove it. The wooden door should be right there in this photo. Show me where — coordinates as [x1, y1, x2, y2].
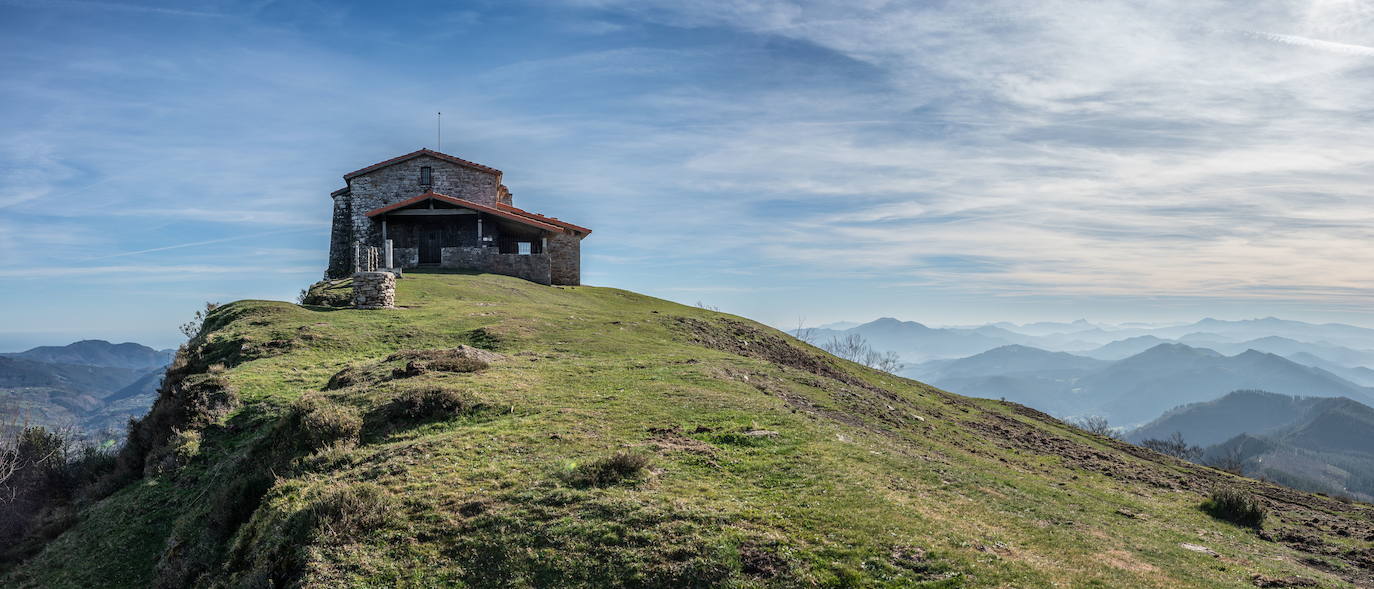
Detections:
[420, 222, 441, 264]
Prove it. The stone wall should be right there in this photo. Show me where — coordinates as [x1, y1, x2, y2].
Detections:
[547, 232, 582, 286]
[352, 271, 396, 309]
[352, 156, 498, 247]
[440, 246, 551, 285]
[393, 247, 419, 268]
[326, 194, 355, 279]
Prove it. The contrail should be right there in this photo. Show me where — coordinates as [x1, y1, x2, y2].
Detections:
[1244, 30, 1374, 57]
[83, 228, 313, 261]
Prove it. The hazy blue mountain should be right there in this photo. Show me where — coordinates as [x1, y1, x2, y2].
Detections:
[1147, 318, 1374, 349]
[814, 317, 1018, 362]
[0, 356, 145, 395]
[991, 319, 1098, 336]
[1131, 391, 1374, 500]
[1285, 352, 1374, 387]
[1090, 346, 1372, 425]
[912, 345, 1106, 380]
[917, 343, 1373, 427]
[0, 340, 171, 442]
[815, 320, 861, 330]
[1079, 335, 1172, 360]
[1127, 390, 1320, 446]
[4, 339, 174, 370]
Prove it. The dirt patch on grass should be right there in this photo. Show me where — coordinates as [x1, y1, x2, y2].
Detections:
[643, 426, 718, 458]
[325, 346, 501, 390]
[670, 316, 863, 387]
[1101, 549, 1159, 573]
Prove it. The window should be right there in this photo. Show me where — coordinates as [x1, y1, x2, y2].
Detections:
[517, 242, 532, 255]
[420, 166, 432, 184]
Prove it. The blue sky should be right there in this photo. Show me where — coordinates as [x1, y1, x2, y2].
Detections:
[5, 0, 1374, 350]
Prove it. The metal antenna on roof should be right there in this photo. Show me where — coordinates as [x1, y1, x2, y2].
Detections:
[436, 112, 442, 152]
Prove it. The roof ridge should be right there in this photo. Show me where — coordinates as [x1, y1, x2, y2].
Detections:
[342, 148, 502, 180]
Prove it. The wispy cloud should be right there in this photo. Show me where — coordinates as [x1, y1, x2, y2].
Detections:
[572, 0, 1374, 304]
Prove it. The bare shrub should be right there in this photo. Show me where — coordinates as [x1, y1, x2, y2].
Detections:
[1068, 416, 1121, 440]
[792, 317, 817, 344]
[822, 334, 905, 374]
[179, 302, 221, 340]
[1141, 432, 1201, 461]
[561, 451, 651, 488]
[1203, 487, 1267, 528]
[1206, 446, 1246, 476]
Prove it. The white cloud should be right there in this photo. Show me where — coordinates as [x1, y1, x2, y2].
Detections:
[574, 0, 1374, 303]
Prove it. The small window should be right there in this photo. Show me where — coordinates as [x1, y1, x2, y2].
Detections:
[517, 242, 532, 255]
[420, 166, 432, 184]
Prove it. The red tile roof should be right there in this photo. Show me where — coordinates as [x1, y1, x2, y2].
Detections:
[365, 192, 566, 233]
[343, 148, 502, 180]
[497, 202, 592, 236]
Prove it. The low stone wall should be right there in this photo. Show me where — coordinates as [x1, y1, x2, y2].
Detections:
[352, 271, 396, 309]
[440, 247, 551, 285]
[393, 248, 419, 268]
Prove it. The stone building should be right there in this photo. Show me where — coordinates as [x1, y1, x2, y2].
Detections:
[326, 148, 591, 285]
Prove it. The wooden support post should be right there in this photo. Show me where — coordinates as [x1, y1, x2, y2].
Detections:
[384, 239, 393, 269]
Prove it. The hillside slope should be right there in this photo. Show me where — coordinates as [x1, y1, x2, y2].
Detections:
[7, 272, 1374, 588]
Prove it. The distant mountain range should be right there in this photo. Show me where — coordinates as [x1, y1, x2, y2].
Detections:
[810, 316, 1374, 367]
[1128, 390, 1374, 501]
[902, 342, 1374, 426]
[0, 340, 173, 441]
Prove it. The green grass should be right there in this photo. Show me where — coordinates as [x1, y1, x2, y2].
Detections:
[5, 271, 1370, 588]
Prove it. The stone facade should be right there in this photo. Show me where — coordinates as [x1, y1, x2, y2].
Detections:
[327, 149, 589, 285]
[440, 247, 552, 285]
[547, 232, 581, 286]
[352, 271, 396, 309]
[393, 247, 419, 268]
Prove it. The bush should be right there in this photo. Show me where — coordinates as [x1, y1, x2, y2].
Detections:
[391, 388, 485, 421]
[1203, 487, 1267, 528]
[299, 280, 353, 307]
[292, 398, 363, 450]
[388, 349, 491, 379]
[309, 482, 395, 544]
[561, 451, 651, 488]
[0, 426, 117, 553]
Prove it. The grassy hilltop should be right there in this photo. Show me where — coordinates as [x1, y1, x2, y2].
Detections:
[7, 272, 1374, 588]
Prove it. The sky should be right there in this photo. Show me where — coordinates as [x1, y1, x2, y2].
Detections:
[5, 0, 1374, 350]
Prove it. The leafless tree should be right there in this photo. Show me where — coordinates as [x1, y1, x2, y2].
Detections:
[822, 334, 905, 374]
[822, 334, 870, 363]
[1206, 446, 1246, 476]
[864, 349, 905, 374]
[1142, 431, 1202, 461]
[792, 316, 817, 345]
[694, 300, 720, 312]
[1069, 415, 1122, 440]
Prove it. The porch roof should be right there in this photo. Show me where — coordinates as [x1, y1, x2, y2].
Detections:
[364, 192, 565, 233]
